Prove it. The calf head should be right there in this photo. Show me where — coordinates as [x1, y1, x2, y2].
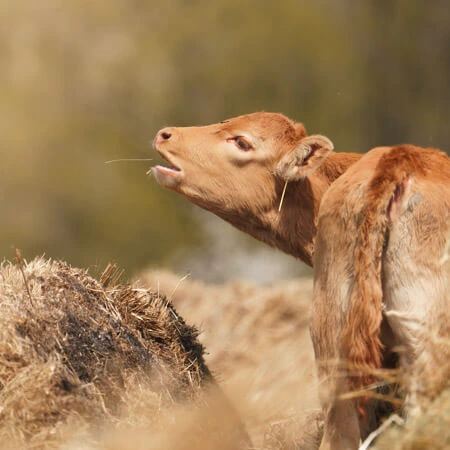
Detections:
[152, 112, 333, 220]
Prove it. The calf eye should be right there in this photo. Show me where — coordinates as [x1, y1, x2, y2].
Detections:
[234, 136, 253, 151]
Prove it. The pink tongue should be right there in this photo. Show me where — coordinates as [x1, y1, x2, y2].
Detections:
[155, 165, 179, 174]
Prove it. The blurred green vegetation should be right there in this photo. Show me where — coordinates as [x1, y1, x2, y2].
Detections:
[1, 0, 449, 274]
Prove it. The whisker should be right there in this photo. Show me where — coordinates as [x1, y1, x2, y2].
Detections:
[104, 158, 153, 164]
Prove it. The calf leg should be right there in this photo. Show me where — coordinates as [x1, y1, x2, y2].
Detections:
[318, 376, 360, 450]
[311, 286, 362, 450]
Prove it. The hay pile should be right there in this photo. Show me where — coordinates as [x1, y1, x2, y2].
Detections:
[0, 258, 246, 449]
[137, 270, 322, 448]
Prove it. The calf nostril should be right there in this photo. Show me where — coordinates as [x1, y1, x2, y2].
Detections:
[161, 130, 172, 140]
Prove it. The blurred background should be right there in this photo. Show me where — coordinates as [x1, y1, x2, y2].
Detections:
[1, 0, 449, 282]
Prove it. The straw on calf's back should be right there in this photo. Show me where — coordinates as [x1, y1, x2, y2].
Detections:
[0, 257, 248, 449]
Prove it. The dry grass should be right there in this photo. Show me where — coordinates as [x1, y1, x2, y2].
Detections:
[137, 269, 321, 448]
[372, 388, 450, 450]
[0, 258, 247, 449]
[371, 333, 450, 450]
[0, 258, 448, 449]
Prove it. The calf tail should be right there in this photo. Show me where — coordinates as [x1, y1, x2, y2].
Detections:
[341, 146, 426, 402]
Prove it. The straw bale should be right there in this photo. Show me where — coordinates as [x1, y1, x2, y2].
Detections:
[0, 257, 246, 449]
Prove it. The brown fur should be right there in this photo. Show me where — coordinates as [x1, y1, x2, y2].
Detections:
[312, 144, 450, 450]
[152, 112, 360, 266]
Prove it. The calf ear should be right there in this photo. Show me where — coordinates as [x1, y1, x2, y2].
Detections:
[276, 135, 334, 181]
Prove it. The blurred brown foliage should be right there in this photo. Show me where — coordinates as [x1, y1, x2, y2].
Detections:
[1, 0, 449, 272]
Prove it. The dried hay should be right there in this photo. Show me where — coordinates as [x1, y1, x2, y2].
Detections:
[0, 257, 247, 449]
[137, 269, 323, 448]
[262, 410, 324, 450]
[371, 388, 450, 450]
[5, 259, 447, 449]
[372, 332, 450, 450]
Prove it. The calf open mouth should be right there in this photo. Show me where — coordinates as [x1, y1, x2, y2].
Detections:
[150, 153, 183, 188]
[151, 147, 182, 173]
